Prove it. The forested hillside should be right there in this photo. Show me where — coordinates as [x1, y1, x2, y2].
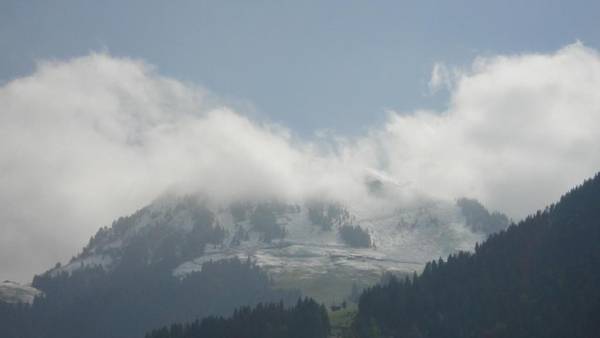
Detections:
[354, 173, 600, 338]
[0, 258, 299, 338]
[145, 298, 330, 338]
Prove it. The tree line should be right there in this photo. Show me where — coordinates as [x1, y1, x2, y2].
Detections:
[353, 172, 600, 337]
[146, 297, 330, 338]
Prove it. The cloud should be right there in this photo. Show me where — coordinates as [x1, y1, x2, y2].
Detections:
[428, 62, 453, 93]
[2, 43, 600, 282]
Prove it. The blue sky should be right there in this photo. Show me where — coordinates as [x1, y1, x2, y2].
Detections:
[2, 0, 599, 135]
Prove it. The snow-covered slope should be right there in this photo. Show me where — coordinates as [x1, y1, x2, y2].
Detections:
[51, 193, 486, 284]
[0, 281, 42, 304]
[176, 202, 479, 277]
[39, 180, 511, 303]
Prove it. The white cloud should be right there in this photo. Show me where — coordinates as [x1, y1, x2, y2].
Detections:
[428, 62, 452, 93]
[2, 43, 600, 282]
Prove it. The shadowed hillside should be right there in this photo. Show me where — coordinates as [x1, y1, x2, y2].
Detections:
[353, 173, 600, 338]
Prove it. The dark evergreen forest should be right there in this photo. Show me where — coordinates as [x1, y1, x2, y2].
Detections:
[0, 258, 299, 338]
[339, 224, 372, 248]
[145, 297, 330, 338]
[353, 172, 600, 337]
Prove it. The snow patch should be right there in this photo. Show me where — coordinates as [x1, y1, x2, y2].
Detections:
[0, 281, 42, 304]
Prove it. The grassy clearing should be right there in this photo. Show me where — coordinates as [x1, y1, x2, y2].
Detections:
[328, 304, 357, 338]
[272, 267, 380, 305]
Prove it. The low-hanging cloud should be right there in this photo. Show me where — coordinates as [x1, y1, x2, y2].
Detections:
[2, 42, 600, 282]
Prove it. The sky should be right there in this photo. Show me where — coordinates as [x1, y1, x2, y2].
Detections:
[2, 0, 600, 134]
[1, 1, 600, 282]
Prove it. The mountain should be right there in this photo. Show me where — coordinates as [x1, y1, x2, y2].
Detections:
[46, 191, 503, 303]
[353, 172, 600, 338]
[0, 174, 508, 338]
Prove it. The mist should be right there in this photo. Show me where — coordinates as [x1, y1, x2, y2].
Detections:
[1, 42, 600, 282]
